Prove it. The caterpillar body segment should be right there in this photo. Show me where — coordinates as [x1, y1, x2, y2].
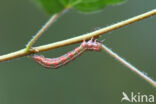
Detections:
[33, 38, 102, 69]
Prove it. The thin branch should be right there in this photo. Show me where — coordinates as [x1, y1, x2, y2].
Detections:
[102, 44, 156, 88]
[26, 8, 69, 52]
[0, 9, 156, 62]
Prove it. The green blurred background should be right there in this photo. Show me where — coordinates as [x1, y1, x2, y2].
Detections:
[0, 0, 156, 104]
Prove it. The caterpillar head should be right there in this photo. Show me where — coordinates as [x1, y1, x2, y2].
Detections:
[87, 38, 102, 51]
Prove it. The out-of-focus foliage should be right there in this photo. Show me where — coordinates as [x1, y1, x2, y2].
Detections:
[35, 0, 126, 14]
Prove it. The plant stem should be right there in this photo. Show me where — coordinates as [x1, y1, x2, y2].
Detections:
[0, 9, 156, 62]
[102, 44, 156, 88]
[25, 8, 68, 52]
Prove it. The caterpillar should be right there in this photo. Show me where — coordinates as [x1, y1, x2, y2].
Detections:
[33, 38, 102, 69]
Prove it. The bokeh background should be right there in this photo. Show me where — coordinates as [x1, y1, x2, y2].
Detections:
[0, 0, 156, 104]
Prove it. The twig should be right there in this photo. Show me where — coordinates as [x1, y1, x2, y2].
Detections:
[26, 8, 68, 52]
[0, 9, 156, 62]
[102, 44, 156, 88]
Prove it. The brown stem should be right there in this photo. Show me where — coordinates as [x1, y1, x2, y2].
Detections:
[102, 44, 156, 88]
[26, 8, 69, 52]
[0, 9, 156, 62]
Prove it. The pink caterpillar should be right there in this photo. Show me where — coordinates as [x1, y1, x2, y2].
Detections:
[33, 38, 102, 69]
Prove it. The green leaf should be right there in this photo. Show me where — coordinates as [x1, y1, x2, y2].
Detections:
[35, 0, 126, 14]
[35, 0, 65, 14]
[74, 0, 125, 12]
